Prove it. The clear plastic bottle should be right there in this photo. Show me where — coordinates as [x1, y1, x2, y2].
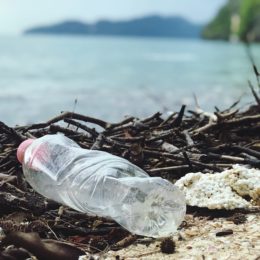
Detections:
[17, 134, 186, 237]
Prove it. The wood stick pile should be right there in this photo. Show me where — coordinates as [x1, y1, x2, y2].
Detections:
[0, 92, 259, 258]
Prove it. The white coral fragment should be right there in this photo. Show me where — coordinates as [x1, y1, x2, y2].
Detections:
[175, 165, 260, 210]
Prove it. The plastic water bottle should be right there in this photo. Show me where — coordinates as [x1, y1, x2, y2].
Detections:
[17, 134, 186, 237]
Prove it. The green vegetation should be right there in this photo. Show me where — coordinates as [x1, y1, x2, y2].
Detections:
[239, 0, 260, 41]
[202, 4, 231, 40]
[203, 0, 260, 42]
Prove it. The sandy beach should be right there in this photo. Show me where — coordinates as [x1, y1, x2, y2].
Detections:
[106, 212, 260, 260]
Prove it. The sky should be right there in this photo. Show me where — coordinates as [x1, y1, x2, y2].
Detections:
[0, 0, 227, 35]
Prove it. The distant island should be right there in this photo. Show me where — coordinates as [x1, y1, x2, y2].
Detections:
[24, 15, 202, 38]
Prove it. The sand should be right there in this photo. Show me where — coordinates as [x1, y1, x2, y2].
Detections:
[103, 213, 260, 260]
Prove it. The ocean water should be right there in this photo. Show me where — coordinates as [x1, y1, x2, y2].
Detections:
[0, 35, 259, 126]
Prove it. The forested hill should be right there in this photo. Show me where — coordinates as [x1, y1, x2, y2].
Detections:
[203, 0, 260, 42]
[24, 15, 202, 38]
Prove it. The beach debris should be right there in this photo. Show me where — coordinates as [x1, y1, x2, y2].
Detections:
[160, 237, 176, 254]
[1, 232, 85, 260]
[175, 165, 260, 209]
[225, 165, 260, 202]
[0, 90, 259, 255]
[0, 246, 31, 260]
[228, 213, 247, 225]
[215, 229, 234, 237]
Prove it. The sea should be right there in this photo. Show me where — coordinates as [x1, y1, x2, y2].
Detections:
[0, 35, 259, 126]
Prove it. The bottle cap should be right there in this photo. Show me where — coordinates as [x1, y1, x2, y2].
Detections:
[17, 139, 35, 164]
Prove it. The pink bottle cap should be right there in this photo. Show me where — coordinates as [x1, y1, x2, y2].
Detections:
[17, 139, 35, 164]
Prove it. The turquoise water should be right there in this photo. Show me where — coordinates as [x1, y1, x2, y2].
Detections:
[0, 35, 259, 126]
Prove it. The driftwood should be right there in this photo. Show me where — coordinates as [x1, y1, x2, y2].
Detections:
[0, 92, 259, 257]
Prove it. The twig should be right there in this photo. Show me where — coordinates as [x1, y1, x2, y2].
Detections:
[148, 165, 190, 173]
[91, 134, 105, 150]
[248, 80, 260, 106]
[20, 112, 112, 132]
[183, 130, 194, 146]
[64, 118, 98, 138]
[245, 43, 260, 89]
[232, 145, 260, 159]
[171, 105, 186, 127]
